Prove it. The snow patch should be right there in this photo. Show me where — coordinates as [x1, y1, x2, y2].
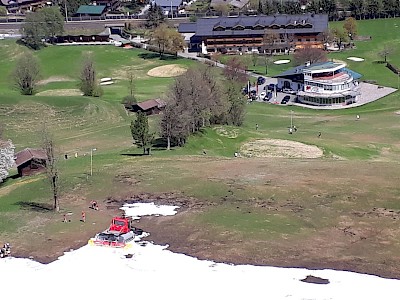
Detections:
[347, 57, 365, 62]
[1, 203, 400, 299]
[274, 59, 291, 64]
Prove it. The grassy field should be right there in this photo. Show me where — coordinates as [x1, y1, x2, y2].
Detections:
[1, 18, 400, 277]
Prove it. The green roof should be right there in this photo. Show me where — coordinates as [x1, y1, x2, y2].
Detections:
[76, 5, 106, 15]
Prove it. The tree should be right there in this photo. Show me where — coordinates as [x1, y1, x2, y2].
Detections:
[131, 112, 154, 154]
[251, 52, 258, 67]
[146, 3, 165, 28]
[343, 17, 357, 39]
[21, 7, 64, 49]
[122, 67, 137, 108]
[151, 24, 185, 58]
[262, 29, 279, 54]
[294, 46, 327, 65]
[213, 3, 230, 16]
[53, 0, 90, 17]
[42, 128, 60, 212]
[0, 139, 15, 184]
[0, 6, 7, 16]
[225, 82, 246, 126]
[160, 99, 187, 150]
[40, 7, 64, 41]
[258, 0, 263, 13]
[223, 57, 249, 83]
[332, 28, 349, 50]
[12, 52, 41, 95]
[21, 11, 45, 49]
[378, 44, 394, 62]
[79, 54, 102, 97]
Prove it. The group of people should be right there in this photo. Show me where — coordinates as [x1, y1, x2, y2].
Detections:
[0, 243, 11, 258]
[62, 200, 99, 223]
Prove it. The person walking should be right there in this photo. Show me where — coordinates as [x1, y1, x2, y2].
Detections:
[81, 211, 86, 223]
[318, 132, 321, 138]
[256, 123, 259, 130]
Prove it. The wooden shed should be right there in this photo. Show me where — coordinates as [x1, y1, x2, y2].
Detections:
[130, 99, 166, 115]
[15, 148, 47, 177]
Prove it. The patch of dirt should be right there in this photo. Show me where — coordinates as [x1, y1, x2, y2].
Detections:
[352, 207, 400, 220]
[147, 64, 187, 77]
[37, 76, 74, 85]
[300, 275, 330, 284]
[240, 139, 323, 158]
[214, 126, 239, 138]
[36, 89, 83, 96]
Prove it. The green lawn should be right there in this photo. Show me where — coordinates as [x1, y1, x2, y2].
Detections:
[1, 18, 400, 272]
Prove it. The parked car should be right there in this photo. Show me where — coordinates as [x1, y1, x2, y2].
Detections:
[267, 83, 281, 92]
[257, 76, 266, 85]
[281, 95, 290, 104]
[259, 91, 266, 99]
[266, 91, 273, 100]
[282, 88, 296, 95]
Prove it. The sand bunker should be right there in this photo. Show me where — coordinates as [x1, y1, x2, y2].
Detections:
[36, 89, 83, 96]
[147, 64, 187, 77]
[240, 139, 323, 159]
[347, 57, 365, 62]
[274, 59, 290, 65]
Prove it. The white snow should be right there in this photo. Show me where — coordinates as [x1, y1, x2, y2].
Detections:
[274, 59, 291, 64]
[1, 202, 399, 299]
[347, 57, 365, 62]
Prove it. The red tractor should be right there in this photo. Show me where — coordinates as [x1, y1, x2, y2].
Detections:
[90, 217, 143, 248]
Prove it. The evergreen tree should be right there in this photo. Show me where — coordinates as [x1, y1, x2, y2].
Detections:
[130, 112, 153, 154]
[146, 3, 165, 28]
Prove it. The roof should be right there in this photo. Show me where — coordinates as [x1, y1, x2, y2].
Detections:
[344, 68, 362, 80]
[76, 5, 106, 15]
[178, 22, 197, 33]
[15, 148, 47, 167]
[178, 14, 328, 37]
[136, 99, 165, 111]
[304, 61, 343, 72]
[154, 0, 182, 7]
[211, 0, 249, 9]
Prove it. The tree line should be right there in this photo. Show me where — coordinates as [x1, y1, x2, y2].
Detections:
[257, 0, 400, 21]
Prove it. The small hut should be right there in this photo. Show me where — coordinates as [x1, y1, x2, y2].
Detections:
[15, 148, 47, 177]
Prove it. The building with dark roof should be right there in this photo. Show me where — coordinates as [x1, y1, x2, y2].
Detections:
[1, 0, 49, 13]
[153, 0, 182, 15]
[129, 99, 166, 115]
[15, 148, 47, 177]
[178, 14, 328, 54]
[275, 61, 362, 106]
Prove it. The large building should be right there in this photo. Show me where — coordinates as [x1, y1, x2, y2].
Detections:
[275, 61, 362, 106]
[178, 14, 328, 54]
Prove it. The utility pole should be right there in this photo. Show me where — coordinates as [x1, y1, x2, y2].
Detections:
[170, 0, 173, 19]
[90, 148, 97, 176]
[64, 0, 68, 23]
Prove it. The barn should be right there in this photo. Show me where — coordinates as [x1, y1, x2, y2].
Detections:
[129, 99, 166, 115]
[15, 148, 47, 177]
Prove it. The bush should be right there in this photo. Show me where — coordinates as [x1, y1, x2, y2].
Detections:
[122, 95, 137, 108]
[92, 85, 103, 97]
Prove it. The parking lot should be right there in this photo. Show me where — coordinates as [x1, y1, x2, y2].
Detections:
[246, 76, 397, 109]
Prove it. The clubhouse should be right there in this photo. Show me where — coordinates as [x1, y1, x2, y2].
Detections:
[178, 14, 328, 54]
[275, 61, 362, 106]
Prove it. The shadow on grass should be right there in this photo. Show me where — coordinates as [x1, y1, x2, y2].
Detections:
[372, 60, 386, 64]
[120, 153, 148, 157]
[138, 53, 179, 61]
[16, 201, 53, 212]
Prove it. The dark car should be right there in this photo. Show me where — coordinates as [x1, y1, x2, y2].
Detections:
[267, 83, 281, 92]
[281, 95, 290, 104]
[257, 76, 266, 85]
[264, 91, 273, 101]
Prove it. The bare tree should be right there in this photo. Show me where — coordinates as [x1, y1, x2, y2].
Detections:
[79, 54, 102, 97]
[294, 46, 327, 65]
[42, 127, 60, 212]
[262, 29, 279, 54]
[223, 57, 249, 83]
[12, 52, 40, 95]
[378, 44, 394, 63]
[122, 67, 137, 108]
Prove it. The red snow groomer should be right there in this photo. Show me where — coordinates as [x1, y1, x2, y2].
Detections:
[89, 217, 143, 248]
